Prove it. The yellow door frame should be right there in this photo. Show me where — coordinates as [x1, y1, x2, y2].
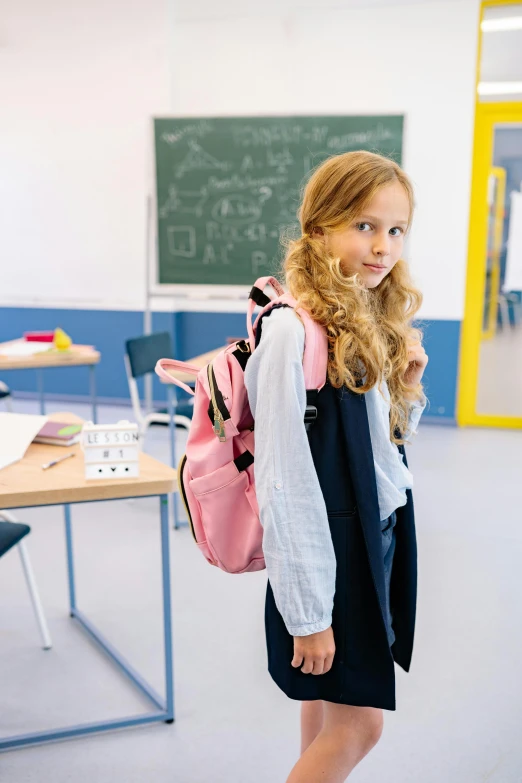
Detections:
[457, 0, 522, 428]
[482, 166, 506, 341]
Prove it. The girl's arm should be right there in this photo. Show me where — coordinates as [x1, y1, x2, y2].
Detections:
[244, 306, 336, 637]
[402, 338, 428, 440]
[403, 393, 427, 441]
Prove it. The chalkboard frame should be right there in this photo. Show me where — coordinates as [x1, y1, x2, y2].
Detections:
[151, 113, 404, 304]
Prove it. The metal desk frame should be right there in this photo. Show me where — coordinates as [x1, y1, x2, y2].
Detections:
[0, 493, 174, 751]
[167, 384, 183, 529]
[35, 364, 98, 423]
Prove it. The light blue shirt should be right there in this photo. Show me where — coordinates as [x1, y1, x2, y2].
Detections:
[244, 306, 426, 636]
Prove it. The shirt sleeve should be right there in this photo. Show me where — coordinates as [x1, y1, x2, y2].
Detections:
[244, 306, 336, 637]
[403, 393, 427, 441]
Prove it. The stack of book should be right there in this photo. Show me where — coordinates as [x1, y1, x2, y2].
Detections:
[34, 421, 83, 447]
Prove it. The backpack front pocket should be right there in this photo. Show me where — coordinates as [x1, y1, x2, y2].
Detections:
[189, 461, 264, 573]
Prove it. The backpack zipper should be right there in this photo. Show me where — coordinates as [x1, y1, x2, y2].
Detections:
[177, 453, 197, 543]
[207, 363, 227, 442]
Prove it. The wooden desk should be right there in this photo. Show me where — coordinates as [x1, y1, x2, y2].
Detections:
[0, 413, 175, 509]
[0, 413, 178, 752]
[0, 340, 101, 422]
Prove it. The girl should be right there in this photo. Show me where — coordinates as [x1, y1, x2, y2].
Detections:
[244, 151, 428, 782]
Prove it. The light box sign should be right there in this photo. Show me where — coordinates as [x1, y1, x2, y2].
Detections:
[82, 421, 140, 480]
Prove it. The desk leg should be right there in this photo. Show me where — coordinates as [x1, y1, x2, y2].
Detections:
[36, 369, 45, 415]
[0, 496, 175, 751]
[167, 385, 180, 529]
[160, 494, 175, 722]
[64, 504, 77, 613]
[89, 365, 98, 424]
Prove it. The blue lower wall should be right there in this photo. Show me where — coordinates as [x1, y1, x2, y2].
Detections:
[417, 318, 460, 419]
[0, 307, 460, 419]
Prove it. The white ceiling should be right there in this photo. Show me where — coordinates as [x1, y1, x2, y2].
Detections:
[175, 0, 469, 20]
[300, 0, 466, 5]
[481, 31, 522, 82]
[480, 3, 522, 95]
[484, 2, 522, 20]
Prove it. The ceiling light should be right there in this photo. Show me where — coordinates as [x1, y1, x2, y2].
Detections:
[481, 16, 522, 32]
[478, 81, 522, 95]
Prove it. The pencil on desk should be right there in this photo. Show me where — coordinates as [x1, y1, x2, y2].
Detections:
[42, 453, 76, 470]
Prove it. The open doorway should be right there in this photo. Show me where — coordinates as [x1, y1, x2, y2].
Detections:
[458, 1, 522, 428]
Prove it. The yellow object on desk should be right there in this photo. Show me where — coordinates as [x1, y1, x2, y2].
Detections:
[0, 339, 99, 367]
[53, 327, 72, 350]
[0, 339, 101, 422]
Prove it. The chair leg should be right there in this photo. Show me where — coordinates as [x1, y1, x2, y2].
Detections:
[140, 420, 148, 437]
[498, 294, 509, 331]
[0, 381, 12, 411]
[17, 541, 53, 650]
[125, 421, 149, 507]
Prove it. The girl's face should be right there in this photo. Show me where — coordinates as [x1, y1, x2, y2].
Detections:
[324, 181, 411, 289]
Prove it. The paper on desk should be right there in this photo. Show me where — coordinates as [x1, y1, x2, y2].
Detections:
[0, 412, 48, 471]
[0, 341, 52, 357]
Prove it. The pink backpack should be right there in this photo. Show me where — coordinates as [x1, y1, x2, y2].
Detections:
[155, 276, 328, 574]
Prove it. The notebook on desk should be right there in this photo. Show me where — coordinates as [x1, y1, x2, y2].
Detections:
[33, 421, 82, 446]
[0, 341, 52, 358]
[0, 412, 48, 471]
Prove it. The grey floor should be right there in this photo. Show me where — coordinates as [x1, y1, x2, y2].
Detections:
[1, 398, 521, 782]
[477, 323, 522, 417]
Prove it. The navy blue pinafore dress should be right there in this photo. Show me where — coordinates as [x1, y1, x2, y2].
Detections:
[258, 307, 418, 712]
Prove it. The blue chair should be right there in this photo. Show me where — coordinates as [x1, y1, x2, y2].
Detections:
[0, 381, 12, 410]
[124, 332, 193, 441]
[125, 332, 193, 529]
[0, 511, 52, 649]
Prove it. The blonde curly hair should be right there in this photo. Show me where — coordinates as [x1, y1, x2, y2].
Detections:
[280, 150, 424, 445]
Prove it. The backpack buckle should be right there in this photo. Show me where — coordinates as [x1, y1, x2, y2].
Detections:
[304, 405, 318, 423]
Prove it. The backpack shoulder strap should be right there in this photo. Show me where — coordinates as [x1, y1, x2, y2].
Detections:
[247, 277, 328, 391]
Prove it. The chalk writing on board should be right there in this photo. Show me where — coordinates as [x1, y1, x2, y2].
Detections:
[159, 186, 208, 218]
[232, 125, 330, 148]
[206, 222, 268, 243]
[258, 186, 272, 204]
[326, 124, 394, 150]
[176, 140, 230, 179]
[202, 244, 233, 265]
[154, 115, 403, 285]
[252, 251, 268, 275]
[267, 148, 294, 174]
[206, 174, 286, 192]
[167, 226, 196, 258]
[211, 195, 263, 226]
[161, 120, 212, 146]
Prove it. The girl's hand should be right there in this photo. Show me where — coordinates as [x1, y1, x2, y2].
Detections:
[291, 626, 336, 675]
[403, 340, 428, 390]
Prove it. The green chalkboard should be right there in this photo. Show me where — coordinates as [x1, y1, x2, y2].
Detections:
[154, 115, 403, 286]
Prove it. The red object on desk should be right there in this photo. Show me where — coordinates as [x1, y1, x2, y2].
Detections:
[24, 331, 55, 342]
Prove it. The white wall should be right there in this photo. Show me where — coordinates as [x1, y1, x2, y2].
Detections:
[1, 0, 480, 319]
[0, 0, 171, 310]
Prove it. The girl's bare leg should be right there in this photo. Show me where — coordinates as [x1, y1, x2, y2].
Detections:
[300, 701, 324, 754]
[287, 702, 383, 783]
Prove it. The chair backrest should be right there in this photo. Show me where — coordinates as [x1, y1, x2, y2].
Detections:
[125, 332, 173, 379]
[0, 520, 30, 557]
